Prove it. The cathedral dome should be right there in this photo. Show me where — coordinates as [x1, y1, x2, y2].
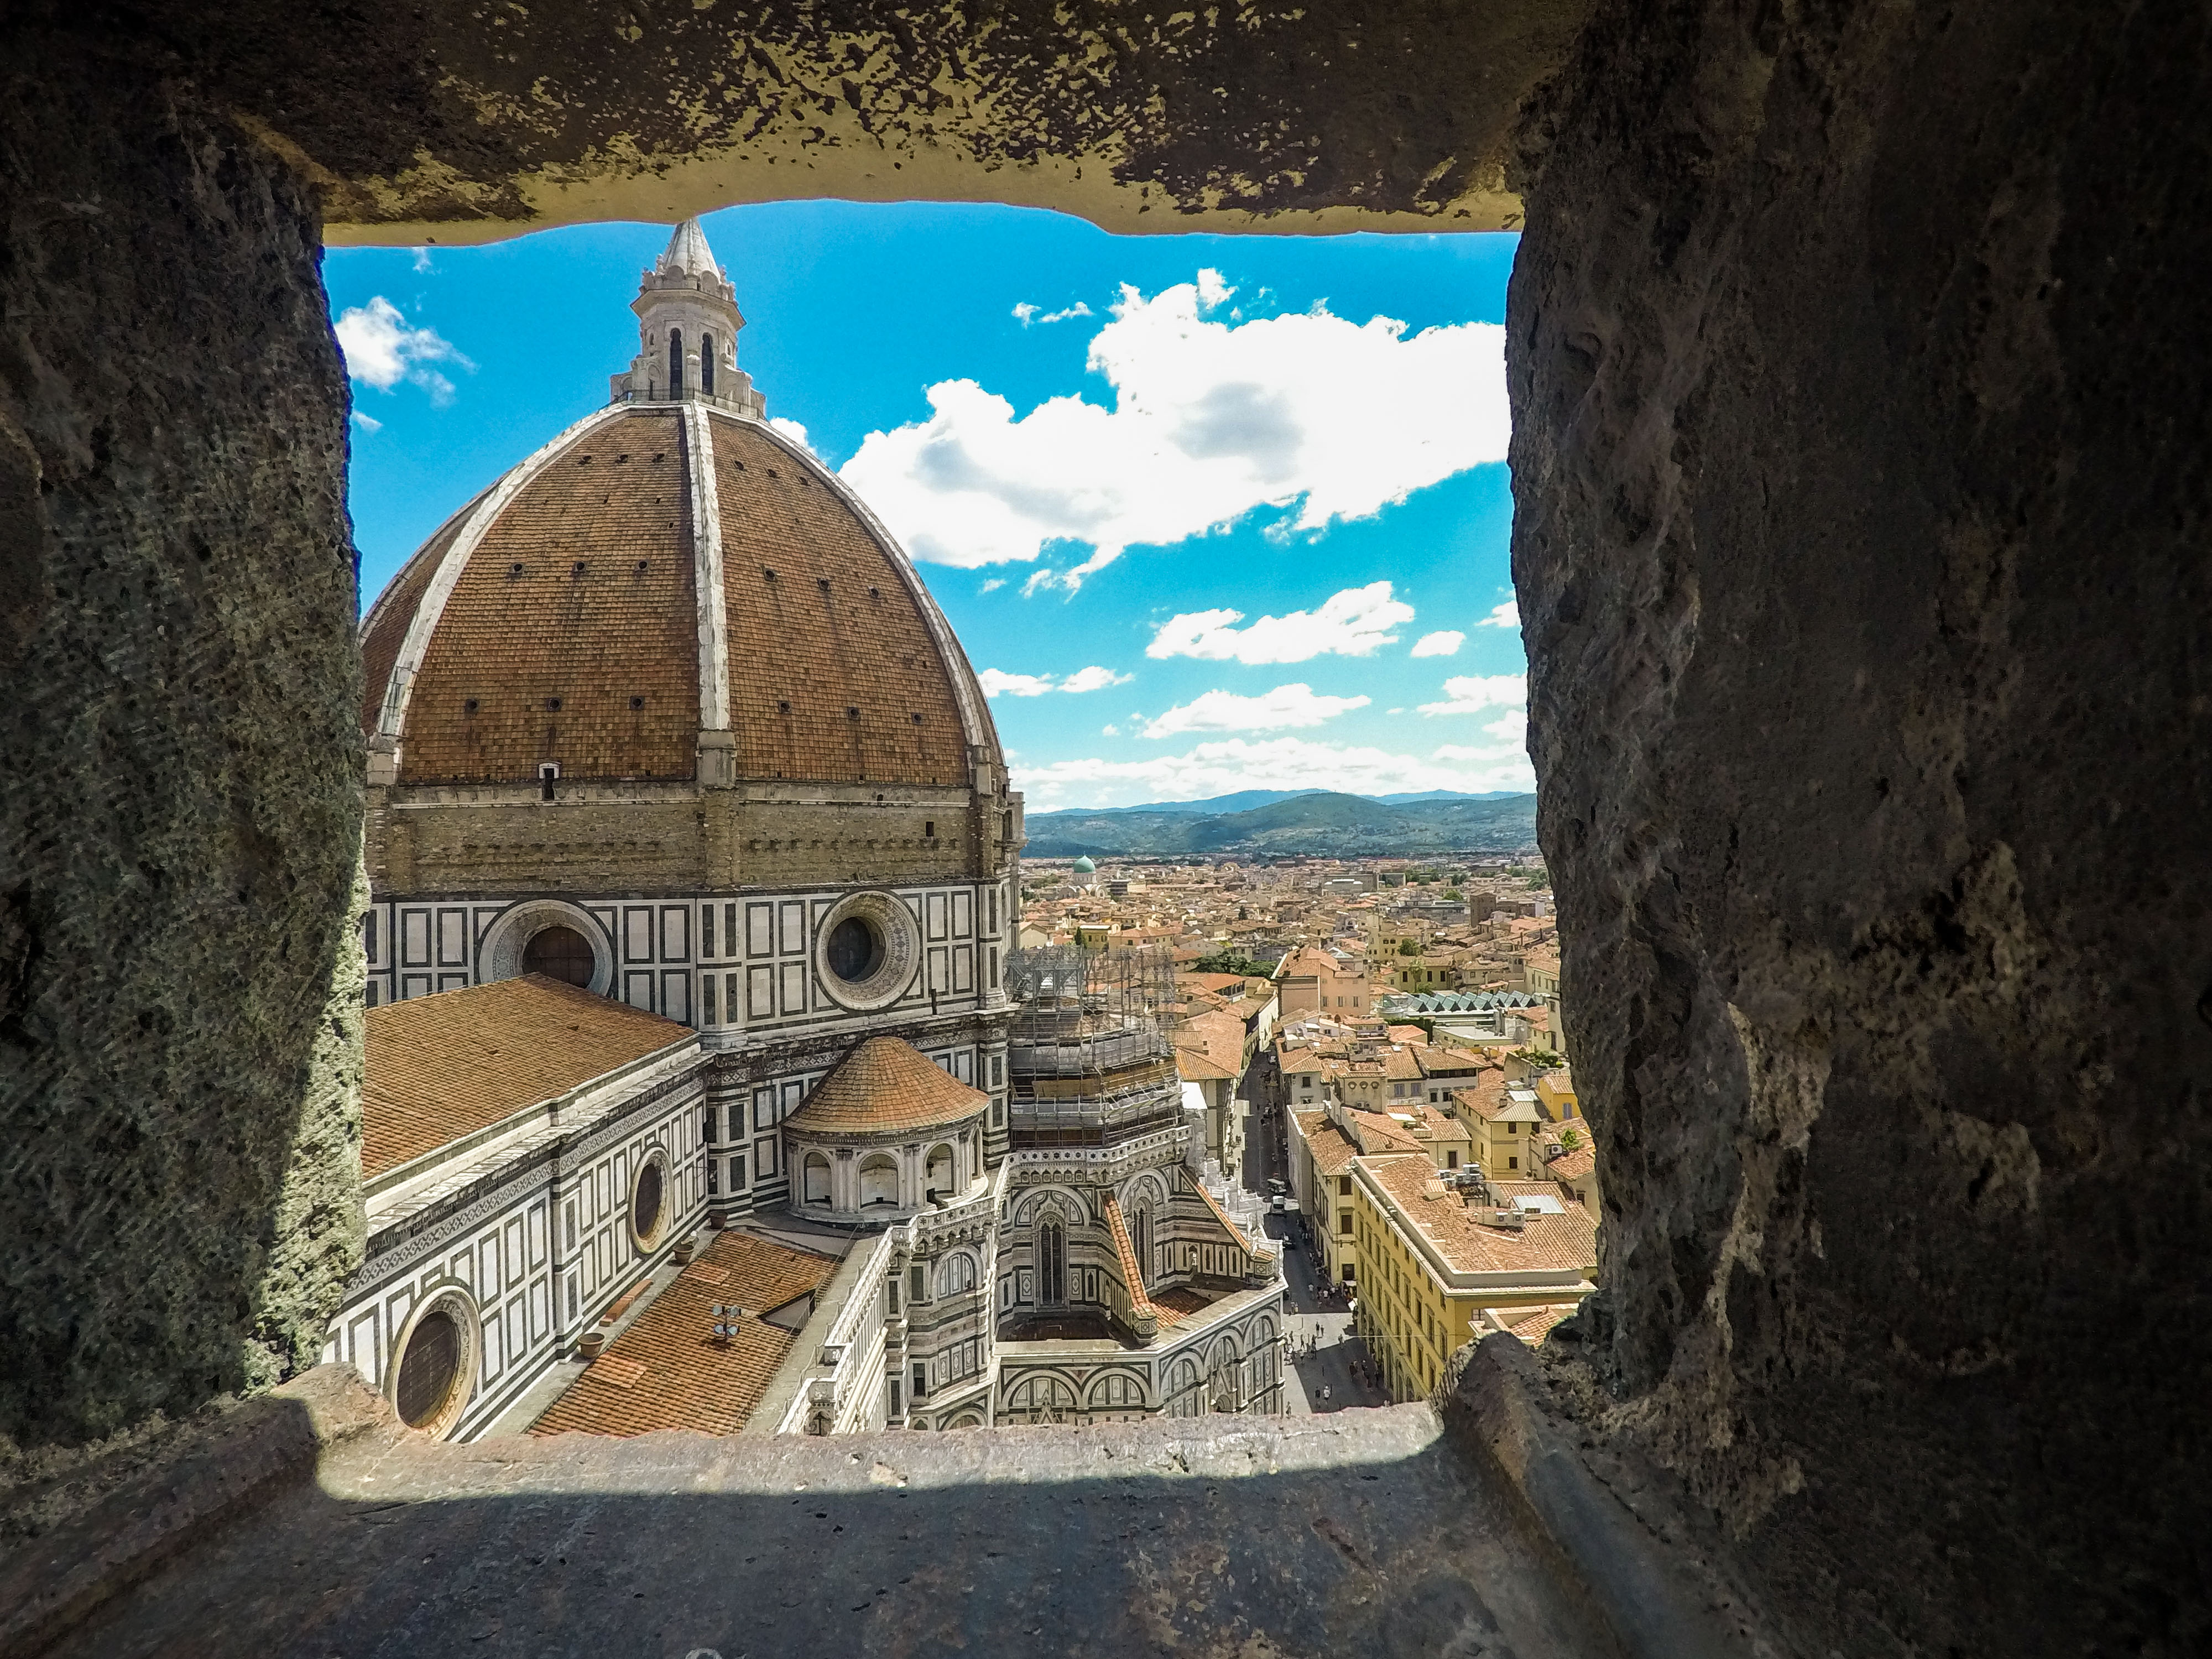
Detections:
[359, 221, 997, 793]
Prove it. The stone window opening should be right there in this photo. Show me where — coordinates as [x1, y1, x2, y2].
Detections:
[537, 761, 559, 801]
[860, 1155, 899, 1208]
[802, 1152, 831, 1207]
[1040, 1219, 1067, 1305]
[667, 327, 683, 397]
[522, 923, 593, 986]
[700, 330, 715, 394]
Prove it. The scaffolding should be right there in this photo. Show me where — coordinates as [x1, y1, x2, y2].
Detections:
[1003, 946, 1183, 1145]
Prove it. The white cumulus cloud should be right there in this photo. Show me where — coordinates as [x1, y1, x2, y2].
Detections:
[1477, 599, 1520, 629]
[841, 272, 1509, 589]
[1013, 735, 1534, 810]
[769, 417, 815, 453]
[1141, 684, 1370, 738]
[1147, 581, 1414, 665]
[978, 669, 1058, 698]
[978, 665, 1131, 697]
[1418, 674, 1527, 717]
[1410, 630, 1464, 658]
[349, 410, 383, 434]
[333, 297, 470, 402]
[1013, 300, 1094, 326]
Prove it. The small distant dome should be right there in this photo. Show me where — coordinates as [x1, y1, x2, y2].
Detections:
[1072, 856, 1097, 873]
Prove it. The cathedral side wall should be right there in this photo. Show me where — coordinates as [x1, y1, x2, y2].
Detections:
[331, 1061, 711, 1441]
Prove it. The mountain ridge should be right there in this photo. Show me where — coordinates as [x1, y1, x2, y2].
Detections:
[1021, 790, 1538, 858]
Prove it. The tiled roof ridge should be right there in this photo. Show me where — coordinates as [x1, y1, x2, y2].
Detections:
[1190, 1178, 1255, 1257]
[1100, 1192, 1158, 1324]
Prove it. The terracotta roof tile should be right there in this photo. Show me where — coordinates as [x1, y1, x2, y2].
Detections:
[1173, 1047, 1239, 1083]
[363, 976, 691, 1178]
[1100, 1192, 1157, 1324]
[713, 417, 976, 786]
[1363, 1155, 1600, 1276]
[1507, 1305, 1576, 1347]
[364, 406, 1003, 789]
[399, 411, 698, 784]
[530, 1230, 838, 1437]
[782, 1036, 989, 1137]
[359, 490, 484, 739]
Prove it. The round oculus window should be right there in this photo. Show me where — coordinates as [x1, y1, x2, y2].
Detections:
[630, 1151, 670, 1253]
[523, 924, 596, 987]
[386, 1288, 478, 1441]
[826, 915, 884, 983]
[395, 1310, 461, 1430]
[812, 891, 921, 1014]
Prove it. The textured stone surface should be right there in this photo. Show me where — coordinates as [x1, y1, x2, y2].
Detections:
[40, 1366, 1634, 1659]
[1510, 3, 2212, 1654]
[19, 1, 1590, 242]
[0, 57, 364, 1447]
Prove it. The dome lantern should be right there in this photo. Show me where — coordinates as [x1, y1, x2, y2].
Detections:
[610, 217, 764, 417]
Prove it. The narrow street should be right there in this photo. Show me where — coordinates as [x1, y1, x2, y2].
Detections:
[1236, 1053, 1389, 1415]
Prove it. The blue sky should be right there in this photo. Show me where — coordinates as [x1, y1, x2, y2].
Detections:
[330, 202, 1526, 810]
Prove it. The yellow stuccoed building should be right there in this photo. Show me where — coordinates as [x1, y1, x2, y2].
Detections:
[1349, 1154, 1600, 1403]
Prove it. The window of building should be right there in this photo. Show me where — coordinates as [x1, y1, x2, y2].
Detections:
[393, 1310, 463, 1432]
[668, 327, 684, 397]
[1446, 1150, 1459, 1168]
[523, 924, 594, 987]
[706, 1160, 718, 1194]
[1338, 1175, 1352, 1197]
[911, 1362, 928, 1402]
[1040, 1219, 1067, 1304]
[860, 1155, 899, 1208]
[909, 1263, 927, 1303]
[700, 905, 714, 959]
[700, 330, 716, 394]
[803, 1152, 831, 1206]
[889, 1378, 902, 1417]
[938, 1253, 977, 1296]
[702, 1107, 717, 1144]
[729, 1153, 745, 1190]
[701, 973, 717, 1025]
[1338, 1211, 1353, 1235]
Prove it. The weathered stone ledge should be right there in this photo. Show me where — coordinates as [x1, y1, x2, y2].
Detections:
[1, 1348, 1771, 1659]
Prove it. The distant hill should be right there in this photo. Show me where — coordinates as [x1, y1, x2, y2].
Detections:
[1091, 787, 1523, 815]
[1021, 790, 1538, 859]
[1100, 789, 1322, 816]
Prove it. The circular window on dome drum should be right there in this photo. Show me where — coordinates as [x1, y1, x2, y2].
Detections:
[386, 1287, 479, 1441]
[523, 925, 596, 987]
[826, 916, 884, 983]
[630, 1149, 671, 1254]
[813, 891, 922, 1014]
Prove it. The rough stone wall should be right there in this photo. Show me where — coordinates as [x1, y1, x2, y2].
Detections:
[0, 54, 364, 1446]
[132, 0, 1590, 240]
[1511, 2, 2211, 1652]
